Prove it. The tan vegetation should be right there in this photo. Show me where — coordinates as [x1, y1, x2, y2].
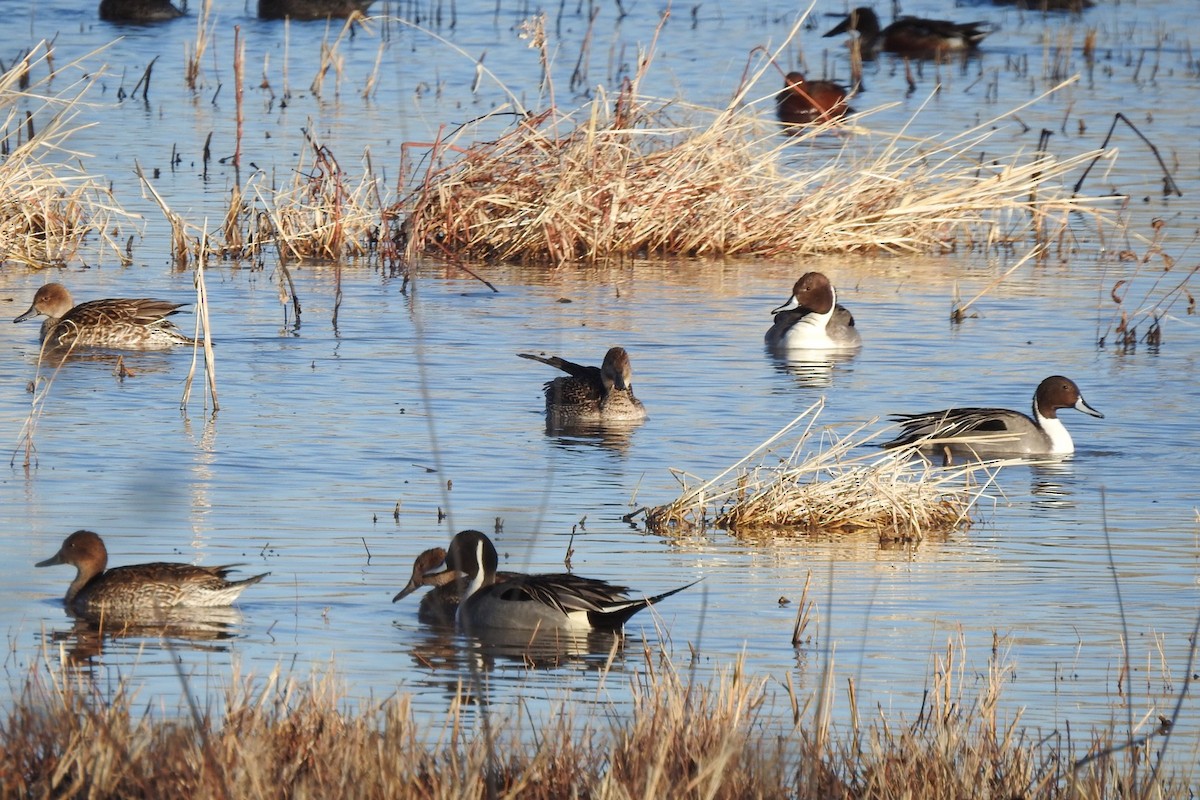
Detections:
[1, 638, 1190, 798]
[644, 401, 1012, 540]
[0, 44, 131, 269]
[399, 67, 1109, 263]
[198, 134, 391, 268]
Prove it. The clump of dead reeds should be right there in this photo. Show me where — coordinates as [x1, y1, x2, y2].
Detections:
[4, 638, 1192, 798]
[0, 45, 132, 268]
[644, 401, 1010, 541]
[235, 133, 387, 263]
[400, 67, 1109, 263]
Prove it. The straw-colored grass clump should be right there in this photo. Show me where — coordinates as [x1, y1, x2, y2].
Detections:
[402, 79, 1107, 263]
[2, 641, 1190, 798]
[0, 45, 131, 269]
[645, 402, 1006, 540]
[235, 136, 390, 263]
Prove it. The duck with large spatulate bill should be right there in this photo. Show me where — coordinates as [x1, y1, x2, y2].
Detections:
[824, 7, 993, 60]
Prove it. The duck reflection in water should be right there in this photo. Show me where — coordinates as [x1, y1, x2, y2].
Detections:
[44, 607, 245, 668]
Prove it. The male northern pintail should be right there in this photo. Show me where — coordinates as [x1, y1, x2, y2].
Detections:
[881, 375, 1103, 456]
[824, 7, 993, 60]
[258, 0, 374, 19]
[36, 530, 268, 616]
[392, 546, 517, 626]
[431, 530, 694, 633]
[765, 272, 862, 350]
[518, 346, 648, 423]
[14, 283, 199, 351]
[776, 72, 854, 127]
[99, 0, 184, 21]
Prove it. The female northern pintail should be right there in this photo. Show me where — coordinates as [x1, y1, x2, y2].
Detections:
[392, 547, 517, 626]
[518, 346, 648, 423]
[99, 0, 184, 22]
[432, 530, 694, 633]
[881, 375, 1103, 456]
[776, 72, 854, 127]
[36, 530, 268, 616]
[765, 272, 862, 351]
[258, 0, 374, 19]
[824, 7, 993, 60]
[14, 283, 199, 351]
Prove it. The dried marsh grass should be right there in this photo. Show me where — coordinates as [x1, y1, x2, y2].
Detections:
[645, 401, 1011, 540]
[4, 640, 1192, 798]
[401, 76, 1110, 264]
[229, 135, 388, 264]
[0, 45, 132, 268]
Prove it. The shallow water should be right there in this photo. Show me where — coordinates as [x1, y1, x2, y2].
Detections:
[2, 0, 1199, 780]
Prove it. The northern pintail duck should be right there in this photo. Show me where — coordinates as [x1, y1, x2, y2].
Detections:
[99, 0, 184, 22]
[765, 272, 862, 350]
[14, 283, 199, 351]
[36, 530, 268, 616]
[392, 547, 518, 626]
[432, 530, 694, 633]
[776, 72, 854, 126]
[518, 347, 648, 423]
[824, 7, 993, 60]
[882, 375, 1103, 456]
[258, 0, 374, 19]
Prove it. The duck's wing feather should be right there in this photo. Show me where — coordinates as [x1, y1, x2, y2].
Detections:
[884, 407, 1037, 448]
[68, 298, 190, 327]
[493, 573, 632, 615]
[518, 353, 603, 383]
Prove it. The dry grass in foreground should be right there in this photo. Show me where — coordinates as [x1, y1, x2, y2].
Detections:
[643, 401, 1011, 540]
[401, 72, 1108, 263]
[1, 640, 1191, 799]
[0, 44, 131, 269]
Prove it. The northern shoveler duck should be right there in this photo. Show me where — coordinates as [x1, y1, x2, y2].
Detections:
[518, 346, 647, 423]
[392, 547, 519, 626]
[824, 7, 993, 59]
[431, 530, 695, 633]
[776, 72, 854, 126]
[13, 283, 199, 351]
[258, 0, 374, 19]
[99, 0, 184, 22]
[36, 530, 268, 616]
[765, 272, 862, 350]
[882, 375, 1103, 456]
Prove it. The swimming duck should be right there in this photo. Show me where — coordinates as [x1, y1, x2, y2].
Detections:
[518, 346, 647, 423]
[823, 7, 993, 59]
[765, 272, 862, 350]
[99, 0, 184, 22]
[258, 0, 374, 19]
[433, 530, 694, 633]
[36, 530, 268, 616]
[776, 72, 853, 126]
[881, 375, 1103, 456]
[392, 547, 517, 626]
[13, 283, 199, 351]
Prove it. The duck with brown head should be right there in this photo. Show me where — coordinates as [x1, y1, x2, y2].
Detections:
[824, 7, 994, 60]
[775, 72, 854, 126]
[14, 283, 200, 352]
[518, 346, 647, 423]
[36, 531, 268, 617]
